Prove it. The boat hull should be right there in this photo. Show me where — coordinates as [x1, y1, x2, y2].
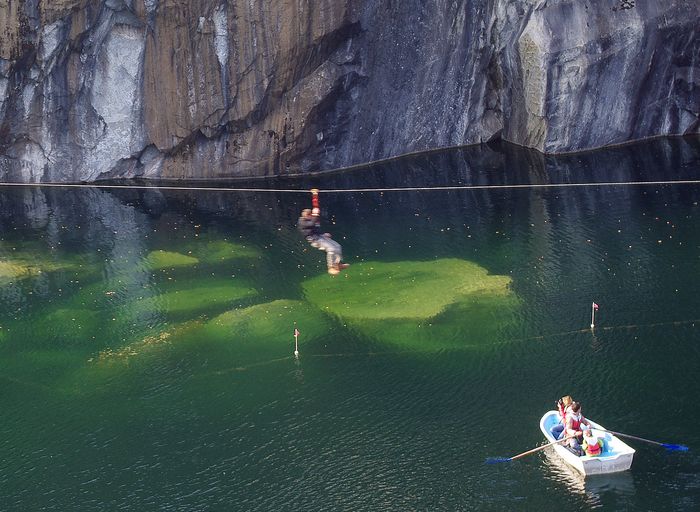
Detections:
[540, 410, 635, 476]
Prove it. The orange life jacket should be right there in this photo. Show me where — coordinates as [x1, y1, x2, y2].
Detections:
[568, 414, 582, 431]
[584, 438, 602, 456]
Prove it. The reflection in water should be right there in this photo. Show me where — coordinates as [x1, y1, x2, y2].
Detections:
[589, 331, 603, 353]
[291, 353, 305, 384]
[543, 449, 636, 507]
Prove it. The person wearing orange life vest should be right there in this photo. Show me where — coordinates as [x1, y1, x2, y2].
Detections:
[297, 189, 350, 275]
[581, 429, 604, 456]
[563, 401, 592, 456]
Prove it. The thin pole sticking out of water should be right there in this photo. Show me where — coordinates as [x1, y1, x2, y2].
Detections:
[591, 302, 599, 329]
[294, 324, 300, 358]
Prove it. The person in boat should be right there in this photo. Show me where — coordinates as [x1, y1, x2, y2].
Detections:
[581, 429, 604, 457]
[563, 401, 592, 456]
[551, 395, 573, 440]
[297, 189, 349, 275]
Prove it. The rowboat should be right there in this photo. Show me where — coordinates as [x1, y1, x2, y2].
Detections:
[540, 410, 635, 476]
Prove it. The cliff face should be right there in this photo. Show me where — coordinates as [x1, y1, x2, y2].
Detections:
[0, 0, 699, 182]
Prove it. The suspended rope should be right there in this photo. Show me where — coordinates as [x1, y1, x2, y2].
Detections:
[1, 179, 700, 194]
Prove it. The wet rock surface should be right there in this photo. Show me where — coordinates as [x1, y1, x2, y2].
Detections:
[0, 0, 698, 182]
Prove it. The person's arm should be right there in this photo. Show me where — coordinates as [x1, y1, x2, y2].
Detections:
[311, 189, 320, 216]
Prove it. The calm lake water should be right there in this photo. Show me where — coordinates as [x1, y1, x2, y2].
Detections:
[1, 139, 700, 510]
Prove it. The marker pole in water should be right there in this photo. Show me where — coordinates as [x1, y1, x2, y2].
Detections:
[591, 301, 599, 329]
[293, 325, 300, 357]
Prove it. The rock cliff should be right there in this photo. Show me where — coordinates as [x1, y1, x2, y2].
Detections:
[0, 0, 698, 182]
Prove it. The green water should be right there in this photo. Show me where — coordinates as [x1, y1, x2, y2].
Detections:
[2, 140, 700, 510]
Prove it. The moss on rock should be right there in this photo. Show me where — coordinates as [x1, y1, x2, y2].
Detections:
[302, 259, 518, 349]
[126, 283, 256, 317]
[144, 250, 199, 270]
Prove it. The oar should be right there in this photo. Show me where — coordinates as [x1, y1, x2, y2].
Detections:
[486, 436, 571, 464]
[596, 429, 689, 452]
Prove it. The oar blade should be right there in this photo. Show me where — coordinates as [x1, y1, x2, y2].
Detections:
[485, 457, 512, 464]
[663, 443, 689, 452]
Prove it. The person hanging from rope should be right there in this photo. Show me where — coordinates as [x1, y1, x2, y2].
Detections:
[297, 189, 349, 275]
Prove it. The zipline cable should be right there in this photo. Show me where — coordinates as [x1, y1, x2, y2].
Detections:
[1, 179, 700, 194]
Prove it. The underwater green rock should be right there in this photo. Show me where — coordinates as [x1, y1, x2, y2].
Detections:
[194, 239, 261, 264]
[35, 308, 102, 346]
[0, 257, 87, 286]
[0, 260, 35, 281]
[126, 283, 256, 317]
[144, 250, 199, 270]
[200, 299, 331, 347]
[302, 259, 519, 349]
[86, 299, 333, 379]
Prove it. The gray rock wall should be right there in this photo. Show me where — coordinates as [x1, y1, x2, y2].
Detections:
[500, 0, 700, 153]
[0, 0, 698, 182]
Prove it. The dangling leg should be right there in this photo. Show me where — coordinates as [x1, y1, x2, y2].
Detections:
[326, 249, 340, 269]
[316, 236, 343, 272]
[327, 238, 342, 269]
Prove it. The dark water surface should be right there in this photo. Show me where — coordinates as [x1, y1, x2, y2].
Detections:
[2, 139, 700, 510]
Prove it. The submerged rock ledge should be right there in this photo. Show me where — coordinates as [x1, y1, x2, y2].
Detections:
[0, 0, 699, 182]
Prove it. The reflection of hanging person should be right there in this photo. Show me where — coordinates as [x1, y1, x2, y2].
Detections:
[297, 189, 349, 275]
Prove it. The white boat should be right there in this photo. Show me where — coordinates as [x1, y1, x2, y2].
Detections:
[540, 410, 635, 476]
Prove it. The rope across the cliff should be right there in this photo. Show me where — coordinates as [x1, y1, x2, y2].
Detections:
[1, 179, 700, 193]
